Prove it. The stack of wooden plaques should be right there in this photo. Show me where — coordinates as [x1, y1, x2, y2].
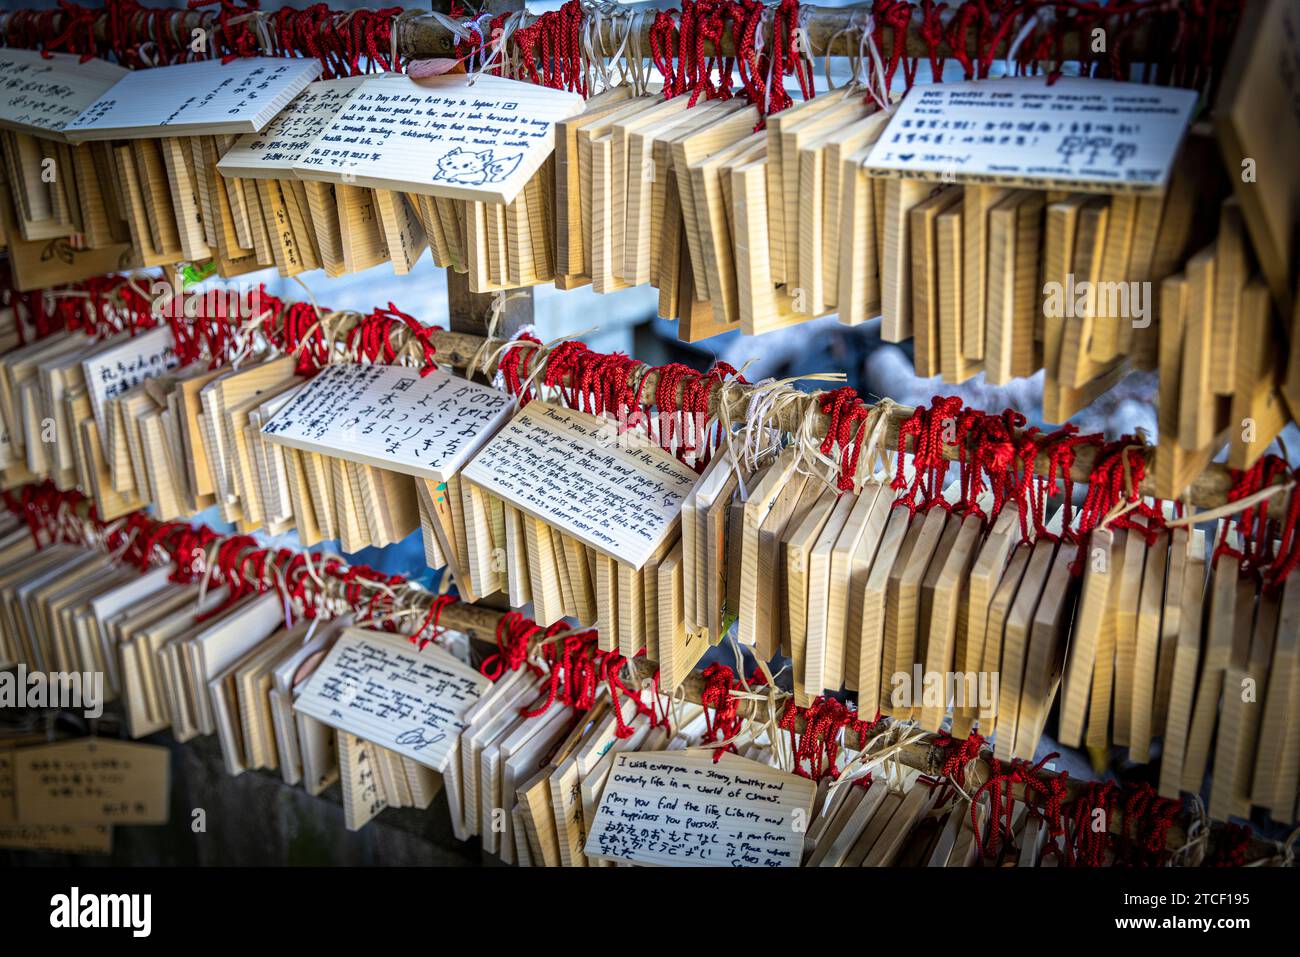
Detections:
[215, 74, 563, 287]
[0, 49, 137, 289]
[457, 672, 729, 866]
[52, 56, 323, 280]
[555, 87, 895, 341]
[867, 130, 1229, 426]
[1155, 196, 1289, 498]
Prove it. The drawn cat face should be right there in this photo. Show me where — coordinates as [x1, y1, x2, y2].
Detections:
[432, 147, 523, 187]
[436, 147, 488, 177]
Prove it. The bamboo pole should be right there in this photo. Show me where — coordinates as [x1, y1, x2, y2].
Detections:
[332, 320, 1290, 518]
[9, 3, 1160, 63]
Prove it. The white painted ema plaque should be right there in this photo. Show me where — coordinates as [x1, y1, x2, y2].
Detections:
[292, 627, 491, 773]
[291, 73, 585, 205]
[0, 49, 127, 141]
[584, 751, 817, 867]
[259, 363, 513, 482]
[460, 400, 701, 569]
[863, 76, 1198, 194]
[62, 57, 322, 142]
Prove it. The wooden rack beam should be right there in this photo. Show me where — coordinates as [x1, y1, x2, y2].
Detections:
[364, 323, 1289, 518]
[6, 3, 1175, 63]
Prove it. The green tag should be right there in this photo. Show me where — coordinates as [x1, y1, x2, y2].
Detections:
[181, 262, 217, 286]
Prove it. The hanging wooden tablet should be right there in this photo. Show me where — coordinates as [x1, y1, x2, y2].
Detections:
[1057, 199, 1111, 390]
[842, 480, 897, 695]
[1087, 194, 1138, 364]
[1104, 521, 1148, 749]
[1128, 529, 1170, 763]
[835, 149, 882, 327]
[1177, 245, 1223, 453]
[524, 513, 565, 627]
[615, 558, 646, 656]
[853, 500, 908, 716]
[72, 142, 128, 248]
[702, 459, 747, 644]
[335, 184, 389, 275]
[810, 782, 886, 867]
[784, 485, 839, 705]
[752, 471, 811, 660]
[578, 99, 653, 278]
[298, 448, 337, 543]
[0, 177, 135, 289]
[1209, 576, 1276, 821]
[1181, 533, 1242, 793]
[764, 88, 854, 286]
[949, 509, 1019, 737]
[554, 89, 638, 286]
[887, 488, 962, 718]
[1253, 571, 1299, 819]
[802, 491, 858, 699]
[984, 190, 1044, 385]
[158, 137, 210, 262]
[732, 148, 804, 333]
[459, 478, 502, 599]
[1228, 278, 1286, 468]
[1058, 526, 1117, 747]
[918, 508, 985, 731]
[1014, 531, 1079, 759]
[253, 177, 308, 276]
[689, 130, 764, 324]
[1156, 271, 1188, 442]
[882, 179, 949, 343]
[127, 139, 182, 258]
[960, 185, 1013, 362]
[301, 181, 346, 276]
[739, 448, 798, 646]
[1152, 524, 1192, 736]
[936, 198, 981, 384]
[907, 186, 959, 378]
[977, 536, 1038, 743]
[780, 98, 872, 297]
[809, 109, 892, 318]
[1041, 195, 1090, 422]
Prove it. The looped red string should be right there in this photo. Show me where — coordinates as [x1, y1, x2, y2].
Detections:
[1065, 778, 1119, 867]
[872, 0, 918, 95]
[917, 0, 949, 81]
[1119, 781, 1181, 866]
[40, 0, 100, 61]
[509, 1, 586, 93]
[497, 333, 541, 405]
[409, 593, 457, 651]
[1020, 751, 1071, 846]
[188, 0, 260, 62]
[891, 394, 962, 516]
[931, 729, 985, 791]
[1207, 822, 1251, 867]
[480, 610, 538, 680]
[1213, 454, 1300, 591]
[950, 407, 1023, 523]
[649, 10, 683, 99]
[1075, 435, 1165, 544]
[778, 696, 880, 780]
[699, 663, 743, 760]
[818, 386, 870, 492]
[344, 302, 442, 375]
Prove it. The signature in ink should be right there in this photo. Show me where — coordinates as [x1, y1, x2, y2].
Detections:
[396, 727, 446, 751]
